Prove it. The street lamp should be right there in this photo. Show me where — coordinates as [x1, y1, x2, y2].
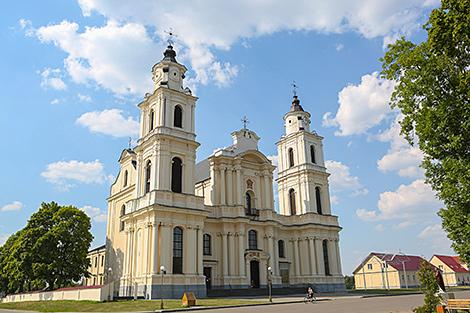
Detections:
[106, 267, 113, 301]
[160, 265, 166, 310]
[267, 266, 273, 303]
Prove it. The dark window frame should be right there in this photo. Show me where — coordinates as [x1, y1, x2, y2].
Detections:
[172, 226, 184, 274]
[248, 230, 258, 250]
[315, 187, 323, 215]
[171, 157, 183, 193]
[278, 240, 285, 258]
[289, 188, 296, 215]
[145, 160, 151, 193]
[310, 145, 316, 164]
[288, 148, 294, 168]
[323, 239, 330, 276]
[174, 105, 183, 128]
[203, 234, 211, 256]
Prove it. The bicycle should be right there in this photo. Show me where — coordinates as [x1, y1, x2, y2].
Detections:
[303, 294, 316, 304]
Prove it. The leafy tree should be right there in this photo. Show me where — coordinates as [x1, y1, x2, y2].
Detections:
[381, 0, 470, 263]
[344, 275, 355, 290]
[413, 261, 440, 313]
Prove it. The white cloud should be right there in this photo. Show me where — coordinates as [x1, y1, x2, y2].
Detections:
[375, 224, 386, 232]
[330, 195, 339, 205]
[80, 205, 107, 223]
[41, 159, 110, 191]
[0, 201, 23, 212]
[78, 93, 92, 102]
[356, 179, 442, 222]
[0, 234, 10, 246]
[25, 1, 435, 95]
[335, 43, 344, 51]
[50, 98, 60, 105]
[326, 160, 368, 196]
[419, 223, 453, 252]
[40, 68, 67, 90]
[76, 109, 139, 138]
[323, 72, 396, 136]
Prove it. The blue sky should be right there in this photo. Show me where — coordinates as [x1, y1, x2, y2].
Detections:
[0, 0, 454, 275]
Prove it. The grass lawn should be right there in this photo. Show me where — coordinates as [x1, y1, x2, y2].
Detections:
[0, 298, 268, 312]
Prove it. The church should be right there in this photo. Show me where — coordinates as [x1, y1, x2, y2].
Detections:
[104, 44, 344, 299]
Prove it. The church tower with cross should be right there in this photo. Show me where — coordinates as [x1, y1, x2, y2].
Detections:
[103, 43, 344, 300]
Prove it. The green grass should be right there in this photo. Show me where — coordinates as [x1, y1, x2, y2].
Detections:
[0, 298, 268, 312]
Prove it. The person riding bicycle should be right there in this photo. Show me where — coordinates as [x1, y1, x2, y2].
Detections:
[305, 286, 315, 302]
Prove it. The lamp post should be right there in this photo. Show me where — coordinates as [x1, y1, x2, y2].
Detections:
[267, 266, 273, 303]
[160, 265, 165, 310]
[106, 267, 113, 301]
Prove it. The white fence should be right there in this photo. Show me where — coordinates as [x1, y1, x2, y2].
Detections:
[1, 284, 113, 303]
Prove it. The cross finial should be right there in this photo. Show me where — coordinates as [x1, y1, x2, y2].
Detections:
[128, 137, 132, 149]
[241, 115, 249, 129]
[291, 80, 298, 97]
[164, 28, 177, 46]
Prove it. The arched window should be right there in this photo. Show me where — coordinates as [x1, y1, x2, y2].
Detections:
[245, 191, 254, 215]
[288, 148, 294, 168]
[123, 170, 128, 187]
[172, 227, 183, 274]
[310, 145, 316, 164]
[119, 205, 125, 231]
[315, 187, 323, 215]
[203, 234, 211, 256]
[289, 188, 296, 215]
[145, 160, 151, 193]
[149, 109, 155, 131]
[174, 105, 183, 128]
[248, 230, 258, 250]
[323, 239, 330, 276]
[278, 240, 285, 258]
[171, 157, 183, 193]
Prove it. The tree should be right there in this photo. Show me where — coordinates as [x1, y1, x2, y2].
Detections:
[344, 275, 355, 290]
[381, 0, 470, 263]
[413, 261, 440, 313]
[0, 202, 93, 294]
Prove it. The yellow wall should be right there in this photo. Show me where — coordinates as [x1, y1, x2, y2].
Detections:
[430, 256, 470, 286]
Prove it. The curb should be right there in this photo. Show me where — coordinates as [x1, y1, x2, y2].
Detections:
[361, 292, 422, 299]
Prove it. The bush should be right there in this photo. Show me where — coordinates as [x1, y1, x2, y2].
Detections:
[413, 261, 440, 313]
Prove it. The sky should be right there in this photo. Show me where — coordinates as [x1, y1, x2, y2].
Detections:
[0, 0, 454, 275]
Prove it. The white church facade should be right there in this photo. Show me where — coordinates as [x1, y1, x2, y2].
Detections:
[105, 44, 344, 299]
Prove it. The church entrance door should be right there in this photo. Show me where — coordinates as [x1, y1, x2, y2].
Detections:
[250, 260, 260, 288]
[203, 267, 212, 290]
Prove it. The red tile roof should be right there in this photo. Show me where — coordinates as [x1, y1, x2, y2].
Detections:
[434, 255, 469, 273]
[353, 252, 429, 274]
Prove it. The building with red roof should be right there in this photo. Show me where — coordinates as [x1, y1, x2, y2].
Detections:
[353, 252, 431, 289]
[430, 255, 470, 286]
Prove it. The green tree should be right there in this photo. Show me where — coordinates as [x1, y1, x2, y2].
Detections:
[413, 261, 440, 313]
[381, 0, 470, 263]
[344, 275, 355, 290]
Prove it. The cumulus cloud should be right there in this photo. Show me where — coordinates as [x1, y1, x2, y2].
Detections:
[76, 109, 139, 138]
[24, 1, 435, 95]
[335, 43, 344, 51]
[419, 223, 453, 252]
[80, 205, 107, 222]
[323, 72, 396, 136]
[41, 159, 110, 191]
[78, 93, 92, 102]
[40, 68, 67, 90]
[326, 160, 368, 196]
[356, 179, 442, 222]
[0, 201, 23, 212]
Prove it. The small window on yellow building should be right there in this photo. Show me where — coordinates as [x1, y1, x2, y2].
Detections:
[367, 264, 372, 270]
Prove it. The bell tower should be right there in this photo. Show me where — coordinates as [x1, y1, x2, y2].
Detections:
[276, 95, 332, 216]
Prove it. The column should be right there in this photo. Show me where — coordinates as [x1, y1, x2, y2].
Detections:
[335, 239, 343, 275]
[220, 168, 226, 205]
[151, 223, 159, 274]
[124, 229, 131, 277]
[329, 239, 338, 275]
[263, 171, 270, 209]
[160, 224, 172, 274]
[238, 233, 245, 276]
[210, 164, 217, 205]
[293, 239, 300, 277]
[235, 166, 242, 205]
[185, 227, 197, 274]
[228, 233, 236, 275]
[267, 235, 274, 270]
[197, 227, 203, 275]
[273, 237, 280, 276]
[143, 223, 150, 275]
[308, 237, 317, 275]
[227, 169, 233, 205]
[315, 238, 325, 275]
[221, 233, 228, 278]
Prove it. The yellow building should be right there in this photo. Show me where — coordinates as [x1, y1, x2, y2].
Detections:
[429, 255, 470, 287]
[104, 44, 344, 299]
[354, 252, 427, 289]
[84, 245, 106, 286]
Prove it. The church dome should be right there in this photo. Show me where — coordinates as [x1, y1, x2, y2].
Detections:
[162, 45, 178, 63]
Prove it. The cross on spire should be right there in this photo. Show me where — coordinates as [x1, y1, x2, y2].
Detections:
[164, 28, 177, 46]
[291, 80, 298, 97]
[128, 137, 132, 149]
[241, 115, 249, 129]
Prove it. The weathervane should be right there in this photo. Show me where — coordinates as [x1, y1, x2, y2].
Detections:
[241, 115, 249, 129]
[291, 80, 298, 97]
[164, 28, 177, 46]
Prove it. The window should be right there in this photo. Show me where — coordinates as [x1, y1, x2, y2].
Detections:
[278, 240, 285, 258]
[402, 274, 405, 280]
[288, 148, 294, 167]
[367, 264, 372, 270]
[101, 255, 104, 267]
[173, 227, 183, 274]
[145, 160, 151, 193]
[315, 187, 323, 215]
[120, 205, 125, 232]
[94, 257, 97, 267]
[203, 234, 211, 256]
[310, 145, 316, 163]
[289, 189, 296, 215]
[323, 240, 330, 276]
[248, 230, 258, 250]
[123, 170, 128, 187]
[174, 105, 183, 128]
[149, 109, 155, 131]
[93, 277, 96, 285]
[171, 157, 183, 193]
